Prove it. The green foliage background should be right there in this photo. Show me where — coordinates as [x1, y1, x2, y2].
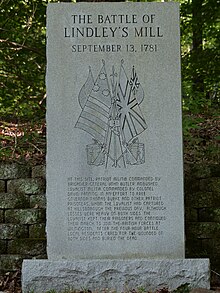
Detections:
[1, 0, 219, 122]
[1, 0, 48, 121]
[181, 0, 220, 112]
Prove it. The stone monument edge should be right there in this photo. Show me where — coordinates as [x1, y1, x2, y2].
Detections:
[22, 258, 210, 293]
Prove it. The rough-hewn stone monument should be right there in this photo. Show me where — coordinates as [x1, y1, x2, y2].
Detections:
[22, 3, 210, 292]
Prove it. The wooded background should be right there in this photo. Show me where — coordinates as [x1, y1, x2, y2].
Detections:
[0, 1, 219, 291]
[0, 0, 219, 164]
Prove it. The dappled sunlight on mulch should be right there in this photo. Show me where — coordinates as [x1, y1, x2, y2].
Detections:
[183, 114, 220, 164]
[1, 113, 219, 166]
[0, 270, 21, 293]
[0, 120, 46, 166]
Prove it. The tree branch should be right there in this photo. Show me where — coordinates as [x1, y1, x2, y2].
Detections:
[0, 39, 45, 57]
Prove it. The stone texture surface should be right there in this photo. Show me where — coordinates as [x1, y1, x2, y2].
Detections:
[190, 165, 212, 179]
[199, 178, 220, 194]
[184, 164, 220, 274]
[0, 162, 219, 274]
[212, 239, 220, 260]
[32, 165, 46, 179]
[0, 255, 30, 272]
[47, 2, 184, 260]
[210, 165, 220, 177]
[198, 208, 220, 222]
[186, 222, 220, 239]
[0, 192, 29, 209]
[0, 210, 4, 222]
[30, 194, 46, 208]
[0, 224, 28, 239]
[8, 238, 46, 255]
[0, 180, 5, 192]
[0, 239, 7, 254]
[0, 163, 31, 180]
[7, 178, 45, 195]
[22, 259, 210, 293]
[185, 191, 218, 208]
[5, 208, 46, 224]
[185, 207, 198, 222]
[29, 223, 46, 238]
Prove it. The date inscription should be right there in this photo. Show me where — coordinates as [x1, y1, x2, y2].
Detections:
[71, 43, 158, 53]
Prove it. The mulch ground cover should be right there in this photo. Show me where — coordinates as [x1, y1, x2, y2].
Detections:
[1, 113, 220, 166]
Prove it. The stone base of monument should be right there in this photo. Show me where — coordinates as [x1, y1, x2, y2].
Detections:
[22, 259, 210, 293]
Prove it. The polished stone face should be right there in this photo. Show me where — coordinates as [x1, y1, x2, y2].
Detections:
[46, 2, 184, 260]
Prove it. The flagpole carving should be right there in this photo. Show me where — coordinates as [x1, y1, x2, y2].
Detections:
[75, 60, 147, 168]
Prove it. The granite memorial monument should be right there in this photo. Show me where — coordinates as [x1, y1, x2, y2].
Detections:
[22, 3, 210, 292]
